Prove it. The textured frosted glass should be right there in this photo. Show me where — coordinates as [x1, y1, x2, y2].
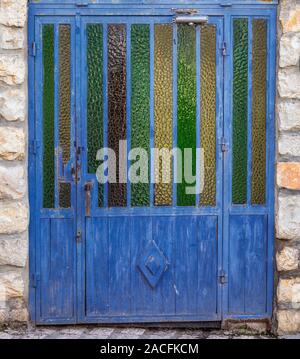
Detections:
[87, 24, 103, 207]
[59, 25, 71, 165]
[177, 25, 196, 207]
[43, 25, 55, 209]
[154, 24, 173, 206]
[108, 24, 127, 207]
[232, 19, 248, 204]
[59, 182, 71, 208]
[200, 25, 216, 207]
[131, 24, 150, 207]
[252, 19, 267, 205]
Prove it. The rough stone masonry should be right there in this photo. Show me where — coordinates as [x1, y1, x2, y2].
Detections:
[0, 0, 299, 334]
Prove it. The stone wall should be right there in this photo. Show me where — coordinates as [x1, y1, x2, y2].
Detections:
[0, 0, 28, 324]
[276, 0, 300, 334]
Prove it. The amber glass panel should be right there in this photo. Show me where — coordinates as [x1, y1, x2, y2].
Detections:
[87, 24, 103, 206]
[252, 19, 267, 205]
[59, 25, 71, 208]
[59, 182, 71, 208]
[232, 19, 248, 204]
[177, 25, 196, 206]
[59, 25, 71, 165]
[43, 25, 55, 208]
[154, 24, 173, 206]
[131, 25, 150, 207]
[200, 25, 217, 207]
[108, 24, 127, 207]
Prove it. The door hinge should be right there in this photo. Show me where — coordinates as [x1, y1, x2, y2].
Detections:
[76, 230, 82, 243]
[29, 140, 40, 155]
[220, 137, 229, 153]
[219, 270, 227, 285]
[31, 273, 40, 288]
[221, 41, 228, 56]
[29, 42, 36, 57]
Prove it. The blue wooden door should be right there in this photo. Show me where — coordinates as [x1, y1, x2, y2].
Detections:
[78, 14, 224, 323]
[29, 2, 276, 325]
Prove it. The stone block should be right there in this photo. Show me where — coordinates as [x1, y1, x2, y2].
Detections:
[277, 193, 300, 240]
[0, 203, 28, 235]
[278, 100, 300, 132]
[277, 245, 299, 271]
[278, 68, 300, 99]
[0, 127, 25, 161]
[0, 54, 25, 86]
[0, 164, 25, 200]
[277, 162, 300, 190]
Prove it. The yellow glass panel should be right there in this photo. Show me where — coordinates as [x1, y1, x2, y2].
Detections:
[200, 25, 216, 207]
[154, 24, 173, 206]
[252, 19, 267, 205]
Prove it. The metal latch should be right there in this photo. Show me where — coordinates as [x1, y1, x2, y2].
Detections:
[173, 15, 208, 26]
[84, 182, 93, 217]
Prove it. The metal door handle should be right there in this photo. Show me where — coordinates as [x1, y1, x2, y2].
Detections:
[173, 15, 208, 26]
[84, 182, 93, 217]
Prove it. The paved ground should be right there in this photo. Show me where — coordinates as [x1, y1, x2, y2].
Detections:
[0, 326, 281, 339]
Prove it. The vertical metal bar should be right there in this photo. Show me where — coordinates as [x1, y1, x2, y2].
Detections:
[103, 23, 108, 208]
[172, 24, 178, 208]
[149, 22, 155, 207]
[266, 12, 276, 317]
[246, 18, 253, 206]
[196, 25, 201, 207]
[222, 13, 233, 318]
[54, 24, 59, 209]
[126, 24, 131, 207]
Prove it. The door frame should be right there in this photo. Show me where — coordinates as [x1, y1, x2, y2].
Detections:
[28, 2, 277, 324]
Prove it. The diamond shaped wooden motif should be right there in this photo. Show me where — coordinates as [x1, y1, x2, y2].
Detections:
[137, 241, 168, 288]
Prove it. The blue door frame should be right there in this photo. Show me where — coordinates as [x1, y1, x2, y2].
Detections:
[28, 1, 277, 324]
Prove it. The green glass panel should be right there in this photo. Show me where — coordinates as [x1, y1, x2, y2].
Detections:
[87, 24, 103, 206]
[154, 24, 173, 206]
[43, 25, 55, 208]
[252, 19, 267, 205]
[177, 25, 196, 206]
[108, 24, 127, 207]
[131, 24, 150, 207]
[59, 182, 71, 208]
[232, 19, 248, 204]
[200, 25, 217, 207]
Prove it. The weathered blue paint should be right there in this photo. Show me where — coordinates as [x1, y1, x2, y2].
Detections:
[28, 1, 277, 325]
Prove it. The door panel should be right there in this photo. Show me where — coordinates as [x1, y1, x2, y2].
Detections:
[80, 15, 223, 322]
[33, 17, 77, 324]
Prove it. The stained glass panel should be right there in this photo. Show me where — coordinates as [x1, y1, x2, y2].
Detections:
[59, 182, 71, 208]
[252, 19, 267, 205]
[87, 24, 103, 206]
[131, 24, 150, 207]
[177, 25, 196, 207]
[154, 24, 173, 206]
[43, 25, 55, 209]
[232, 19, 248, 204]
[200, 25, 217, 207]
[108, 24, 127, 207]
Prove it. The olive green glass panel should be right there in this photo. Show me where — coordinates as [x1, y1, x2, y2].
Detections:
[131, 24, 150, 207]
[108, 24, 127, 207]
[87, 24, 103, 206]
[59, 182, 71, 208]
[232, 19, 248, 204]
[177, 25, 196, 207]
[200, 25, 217, 207]
[252, 19, 267, 205]
[59, 25, 71, 208]
[43, 25, 55, 209]
[154, 24, 173, 206]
